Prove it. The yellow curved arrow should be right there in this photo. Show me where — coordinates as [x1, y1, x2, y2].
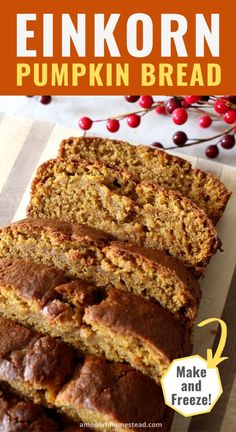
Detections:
[198, 318, 228, 368]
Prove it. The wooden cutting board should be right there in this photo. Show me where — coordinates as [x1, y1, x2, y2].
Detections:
[0, 113, 236, 432]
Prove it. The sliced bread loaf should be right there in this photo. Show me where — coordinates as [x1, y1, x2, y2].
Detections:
[0, 315, 172, 432]
[0, 218, 201, 322]
[28, 158, 220, 274]
[0, 258, 192, 383]
[59, 136, 231, 223]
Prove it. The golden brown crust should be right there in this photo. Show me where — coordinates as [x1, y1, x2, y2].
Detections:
[0, 388, 59, 432]
[0, 218, 201, 321]
[28, 157, 221, 273]
[84, 288, 192, 361]
[59, 136, 231, 223]
[0, 385, 90, 432]
[0, 316, 76, 397]
[56, 355, 173, 431]
[0, 258, 192, 382]
[0, 258, 68, 306]
[12, 217, 112, 247]
[0, 316, 172, 431]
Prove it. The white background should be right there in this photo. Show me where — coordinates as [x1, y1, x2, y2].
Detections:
[0, 95, 236, 167]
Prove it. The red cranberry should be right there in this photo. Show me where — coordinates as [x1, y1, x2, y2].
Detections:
[127, 114, 141, 128]
[184, 96, 201, 104]
[106, 119, 120, 133]
[155, 105, 166, 115]
[214, 98, 230, 114]
[152, 142, 163, 148]
[125, 96, 140, 103]
[172, 108, 188, 125]
[205, 145, 219, 158]
[139, 95, 154, 109]
[220, 134, 235, 149]
[199, 115, 212, 128]
[39, 96, 52, 105]
[78, 116, 93, 131]
[223, 110, 236, 124]
[172, 131, 188, 146]
[165, 98, 181, 114]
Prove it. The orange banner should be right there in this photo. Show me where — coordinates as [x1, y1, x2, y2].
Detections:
[0, 0, 235, 94]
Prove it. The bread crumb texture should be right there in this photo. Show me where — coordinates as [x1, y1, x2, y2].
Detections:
[0, 218, 201, 322]
[59, 136, 231, 223]
[28, 158, 221, 274]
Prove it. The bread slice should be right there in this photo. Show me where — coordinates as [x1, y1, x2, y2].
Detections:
[0, 315, 75, 406]
[0, 385, 85, 432]
[0, 385, 59, 432]
[55, 357, 174, 432]
[0, 258, 192, 383]
[59, 136, 231, 223]
[28, 158, 220, 274]
[0, 315, 172, 432]
[0, 218, 201, 322]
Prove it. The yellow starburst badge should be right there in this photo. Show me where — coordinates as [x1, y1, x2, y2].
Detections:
[161, 318, 228, 417]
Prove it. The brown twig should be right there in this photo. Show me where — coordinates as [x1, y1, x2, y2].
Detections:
[165, 126, 234, 150]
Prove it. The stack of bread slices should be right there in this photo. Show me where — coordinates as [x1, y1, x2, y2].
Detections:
[0, 137, 231, 431]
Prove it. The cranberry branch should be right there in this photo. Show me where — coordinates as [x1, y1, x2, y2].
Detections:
[26, 95, 236, 159]
[78, 95, 236, 159]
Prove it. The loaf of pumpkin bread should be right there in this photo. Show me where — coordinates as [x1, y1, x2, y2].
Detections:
[28, 158, 220, 274]
[0, 258, 192, 383]
[0, 316, 172, 432]
[59, 136, 231, 223]
[0, 218, 201, 321]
